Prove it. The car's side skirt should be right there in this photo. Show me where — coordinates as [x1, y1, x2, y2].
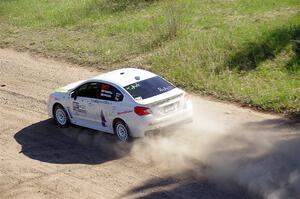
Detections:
[70, 117, 114, 134]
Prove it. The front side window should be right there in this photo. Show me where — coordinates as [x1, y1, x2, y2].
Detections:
[75, 82, 123, 101]
[124, 76, 175, 100]
[76, 82, 99, 99]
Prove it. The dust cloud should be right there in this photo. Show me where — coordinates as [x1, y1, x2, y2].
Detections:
[129, 97, 300, 199]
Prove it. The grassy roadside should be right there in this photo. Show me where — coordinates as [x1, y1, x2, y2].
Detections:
[1, 0, 300, 115]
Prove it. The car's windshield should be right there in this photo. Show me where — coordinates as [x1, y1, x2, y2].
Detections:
[124, 76, 175, 100]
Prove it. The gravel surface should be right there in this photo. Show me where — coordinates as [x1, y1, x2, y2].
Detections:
[0, 49, 299, 199]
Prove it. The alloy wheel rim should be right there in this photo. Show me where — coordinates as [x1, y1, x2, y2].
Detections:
[116, 124, 128, 141]
[55, 109, 67, 125]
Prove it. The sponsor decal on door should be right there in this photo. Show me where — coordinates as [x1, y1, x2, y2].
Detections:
[73, 102, 87, 115]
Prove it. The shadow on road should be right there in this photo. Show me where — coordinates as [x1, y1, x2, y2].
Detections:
[243, 117, 300, 133]
[126, 173, 252, 199]
[14, 119, 132, 164]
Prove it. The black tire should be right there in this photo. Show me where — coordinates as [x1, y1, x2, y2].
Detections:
[53, 104, 70, 128]
[113, 120, 130, 142]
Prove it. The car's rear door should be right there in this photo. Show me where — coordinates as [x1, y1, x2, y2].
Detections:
[96, 83, 124, 133]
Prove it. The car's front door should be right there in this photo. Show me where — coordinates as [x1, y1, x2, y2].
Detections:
[69, 82, 101, 130]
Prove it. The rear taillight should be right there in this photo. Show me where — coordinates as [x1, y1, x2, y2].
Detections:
[134, 106, 151, 116]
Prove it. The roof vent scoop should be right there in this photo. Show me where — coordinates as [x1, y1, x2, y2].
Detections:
[135, 76, 140, 80]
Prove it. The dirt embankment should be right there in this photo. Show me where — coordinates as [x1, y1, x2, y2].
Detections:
[0, 49, 299, 199]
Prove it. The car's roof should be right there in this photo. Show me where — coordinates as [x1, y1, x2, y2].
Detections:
[92, 68, 157, 87]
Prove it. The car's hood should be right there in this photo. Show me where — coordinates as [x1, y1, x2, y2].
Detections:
[55, 80, 85, 93]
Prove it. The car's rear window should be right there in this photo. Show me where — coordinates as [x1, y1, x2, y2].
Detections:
[124, 76, 175, 100]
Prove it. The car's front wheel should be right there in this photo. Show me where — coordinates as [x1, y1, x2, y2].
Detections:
[114, 120, 130, 142]
[53, 104, 69, 127]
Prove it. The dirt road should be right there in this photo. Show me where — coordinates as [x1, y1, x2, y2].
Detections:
[0, 49, 299, 199]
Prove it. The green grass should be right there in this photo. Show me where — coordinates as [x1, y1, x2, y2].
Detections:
[1, 0, 300, 114]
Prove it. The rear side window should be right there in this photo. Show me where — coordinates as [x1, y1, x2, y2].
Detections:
[124, 76, 175, 100]
[99, 83, 123, 102]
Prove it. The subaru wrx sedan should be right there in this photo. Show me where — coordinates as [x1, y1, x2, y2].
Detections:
[48, 68, 193, 141]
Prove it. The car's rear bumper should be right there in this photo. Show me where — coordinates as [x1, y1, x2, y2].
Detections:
[145, 117, 193, 136]
[128, 101, 193, 137]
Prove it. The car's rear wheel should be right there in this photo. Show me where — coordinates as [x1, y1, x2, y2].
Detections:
[114, 120, 130, 142]
[53, 104, 69, 127]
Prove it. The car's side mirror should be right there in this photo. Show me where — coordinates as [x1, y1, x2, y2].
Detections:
[70, 91, 77, 100]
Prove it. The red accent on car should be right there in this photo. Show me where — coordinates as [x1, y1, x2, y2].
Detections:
[134, 106, 151, 116]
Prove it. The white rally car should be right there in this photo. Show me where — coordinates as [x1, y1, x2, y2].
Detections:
[48, 68, 193, 141]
